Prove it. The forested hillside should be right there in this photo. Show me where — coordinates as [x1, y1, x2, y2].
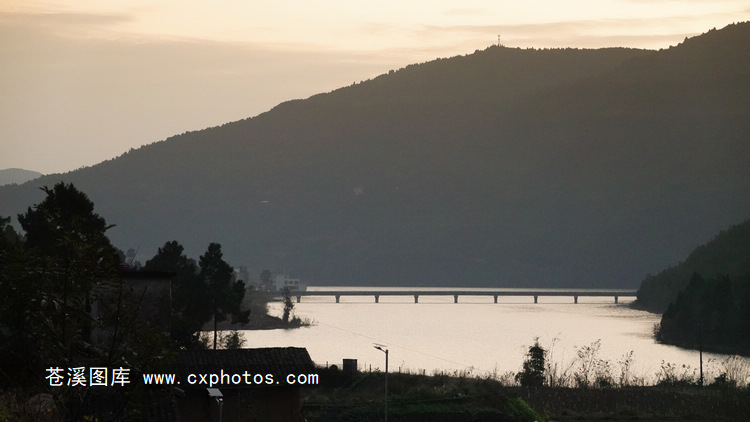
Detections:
[636, 218, 750, 313]
[1, 23, 748, 287]
[655, 271, 750, 355]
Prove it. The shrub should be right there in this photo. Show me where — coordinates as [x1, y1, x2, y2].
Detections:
[516, 339, 546, 386]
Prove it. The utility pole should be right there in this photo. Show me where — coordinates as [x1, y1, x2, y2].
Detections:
[374, 345, 389, 422]
[699, 323, 704, 386]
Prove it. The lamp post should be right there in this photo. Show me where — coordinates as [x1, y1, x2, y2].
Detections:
[374, 344, 389, 422]
[698, 322, 704, 386]
[207, 388, 224, 422]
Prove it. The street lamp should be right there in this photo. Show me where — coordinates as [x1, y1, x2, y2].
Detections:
[374, 344, 389, 422]
[207, 388, 224, 422]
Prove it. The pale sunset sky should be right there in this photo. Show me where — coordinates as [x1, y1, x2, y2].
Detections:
[1, 0, 748, 174]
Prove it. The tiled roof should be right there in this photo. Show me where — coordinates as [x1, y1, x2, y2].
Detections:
[80, 388, 181, 422]
[174, 347, 315, 385]
[119, 269, 176, 279]
[141, 390, 182, 422]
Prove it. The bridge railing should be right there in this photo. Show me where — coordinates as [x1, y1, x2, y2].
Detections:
[291, 288, 638, 304]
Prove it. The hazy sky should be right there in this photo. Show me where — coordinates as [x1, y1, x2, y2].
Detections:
[2, 1, 748, 174]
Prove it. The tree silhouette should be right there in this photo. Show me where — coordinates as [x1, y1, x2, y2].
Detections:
[282, 287, 294, 324]
[516, 340, 546, 386]
[199, 242, 249, 349]
[657, 273, 750, 353]
[144, 240, 210, 349]
[16, 183, 119, 358]
[1, 184, 178, 417]
[0, 216, 35, 387]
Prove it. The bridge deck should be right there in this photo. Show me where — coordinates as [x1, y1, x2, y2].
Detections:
[292, 288, 637, 304]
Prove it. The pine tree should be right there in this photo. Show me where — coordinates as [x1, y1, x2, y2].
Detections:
[516, 340, 546, 386]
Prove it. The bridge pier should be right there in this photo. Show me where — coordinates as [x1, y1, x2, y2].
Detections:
[534, 295, 538, 304]
[614, 295, 619, 304]
[336, 295, 340, 303]
[414, 295, 419, 303]
[454, 295, 458, 303]
[574, 295, 578, 304]
[375, 295, 379, 303]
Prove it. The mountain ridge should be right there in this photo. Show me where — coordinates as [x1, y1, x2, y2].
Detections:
[0, 168, 43, 186]
[2, 23, 749, 287]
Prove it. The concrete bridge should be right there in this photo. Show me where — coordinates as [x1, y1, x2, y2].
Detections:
[293, 288, 638, 304]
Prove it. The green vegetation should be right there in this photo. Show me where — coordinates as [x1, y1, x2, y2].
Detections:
[636, 218, 750, 313]
[0, 182, 257, 419]
[281, 287, 294, 324]
[515, 339, 545, 386]
[655, 273, 750, 355]
[1, 183, 122, 382]
[143, 240, 205, 348]
[1, 23, 748, 288]
[304, 361, 750, 422]
[304, 369, 542, 422]
[517, 339, 642, 389]
[1, 183, 170, 419]
[634, 217, 750, 354]
[2, 20, 750, 419]
[220, 330, 246, 349]
[198, 242, 250, 349]
[305, 335, 749, 421]
[142, 240, 253, 349]
[515, 337, 749, 389]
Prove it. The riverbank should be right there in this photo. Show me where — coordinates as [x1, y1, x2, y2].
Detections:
[204, 313, 310, 331]
[201, 288, 313, 332]
[630, 300, 750, 358]
[301, 369, 750, 421]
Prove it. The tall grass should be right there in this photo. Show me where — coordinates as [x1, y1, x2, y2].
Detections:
[391, 338, 750, 389]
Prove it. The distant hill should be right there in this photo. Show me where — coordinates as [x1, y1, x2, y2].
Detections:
[0, 168, 43, 186]
[636, 218, 750, 313]
[1, 23, 749, 288]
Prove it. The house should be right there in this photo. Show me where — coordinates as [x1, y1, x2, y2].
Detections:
[271, 274, 306, 292]
[119, 269, 173, 332]
[89, 269, 174, 347]
[173, 347, 316, 422]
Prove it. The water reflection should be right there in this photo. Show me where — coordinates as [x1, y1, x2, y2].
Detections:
[241, 290, 742, 384]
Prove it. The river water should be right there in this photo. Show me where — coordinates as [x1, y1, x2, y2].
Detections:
[239, 287, 746, 385]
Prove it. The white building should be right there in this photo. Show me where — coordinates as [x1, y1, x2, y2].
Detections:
[271, 274, 306, 292]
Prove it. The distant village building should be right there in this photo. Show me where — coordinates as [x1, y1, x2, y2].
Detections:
[271, 274, 306, 292]
[173, 347, 316, 422]
[89, 269, 174, 347]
